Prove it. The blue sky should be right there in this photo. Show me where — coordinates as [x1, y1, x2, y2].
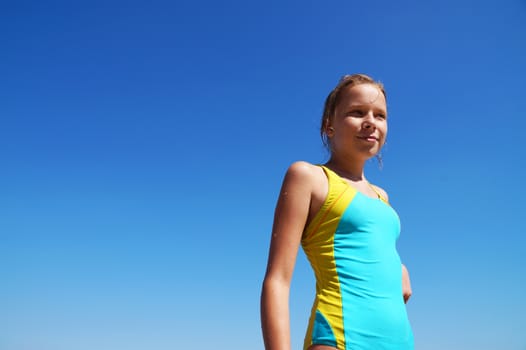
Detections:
[1, 1, 526, 349]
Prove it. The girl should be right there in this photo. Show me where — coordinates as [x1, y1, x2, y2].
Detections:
[261, 74, 414, 350]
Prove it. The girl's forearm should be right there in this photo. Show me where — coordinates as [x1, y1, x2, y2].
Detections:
[261, 279, 291, 350]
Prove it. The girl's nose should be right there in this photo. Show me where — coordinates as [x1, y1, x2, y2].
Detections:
[362, 112, 375, 129]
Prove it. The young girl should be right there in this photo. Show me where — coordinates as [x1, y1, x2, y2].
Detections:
[261, 74, 414, 350]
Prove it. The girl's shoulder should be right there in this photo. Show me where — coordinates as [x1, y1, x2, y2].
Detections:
[370, 184, 390, 202]
[282, 161, 327, 191]
[285, 161, 325, 180]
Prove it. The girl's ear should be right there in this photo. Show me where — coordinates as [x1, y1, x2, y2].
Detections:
[326, 126, 335, 137]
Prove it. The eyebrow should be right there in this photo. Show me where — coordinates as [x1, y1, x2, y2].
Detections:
[345, 104, 387, 112]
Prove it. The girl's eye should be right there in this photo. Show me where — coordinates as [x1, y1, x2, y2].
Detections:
[348, 110, 364, 117]
[376, 114, 387, 119]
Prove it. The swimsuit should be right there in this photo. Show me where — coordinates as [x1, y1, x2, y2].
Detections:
[301, 166, 414, 350]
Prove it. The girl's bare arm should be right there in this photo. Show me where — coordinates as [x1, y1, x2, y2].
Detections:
[261, 162, 315, 350]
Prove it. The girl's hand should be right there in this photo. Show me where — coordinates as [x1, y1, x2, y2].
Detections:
[402, 264, 412, 303]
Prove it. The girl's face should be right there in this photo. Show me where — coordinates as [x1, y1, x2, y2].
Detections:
[327, 83, 388, 161]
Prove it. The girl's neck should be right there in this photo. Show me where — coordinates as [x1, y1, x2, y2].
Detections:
[325, 155, 367, 181]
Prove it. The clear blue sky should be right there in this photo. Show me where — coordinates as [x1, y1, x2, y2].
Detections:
[1, 1, 526, 349]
